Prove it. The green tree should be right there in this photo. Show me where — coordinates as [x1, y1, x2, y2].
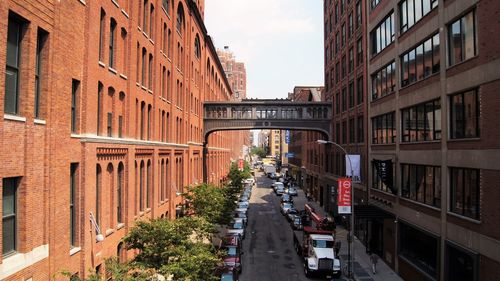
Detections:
[250, 146, 267, 158]
[185, 183, 236, 225]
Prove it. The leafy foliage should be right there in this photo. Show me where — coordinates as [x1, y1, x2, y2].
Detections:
[250, 146, 267, 158]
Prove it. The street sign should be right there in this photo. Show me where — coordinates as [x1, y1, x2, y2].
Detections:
[285, 152, 295, 158]
[285, 130, 291, 144]
[338, 178, 352, 214]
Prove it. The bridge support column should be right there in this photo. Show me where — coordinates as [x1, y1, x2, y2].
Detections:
[202, 142, 208, 183]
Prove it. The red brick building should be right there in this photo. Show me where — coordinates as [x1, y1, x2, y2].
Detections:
[0, 0, 241, 279]
[366, 0, 500, 280]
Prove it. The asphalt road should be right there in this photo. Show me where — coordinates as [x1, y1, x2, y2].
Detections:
[239, 172, 326, 281]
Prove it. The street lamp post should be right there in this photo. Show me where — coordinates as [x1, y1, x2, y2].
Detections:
[317, 139, 354, 280]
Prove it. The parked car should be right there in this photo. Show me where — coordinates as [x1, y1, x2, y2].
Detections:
[280, 202, 294, 215]
[233, 211, 248, 226]
[222, 234, 242, 249]
[223, 245, 243, 273]
[286, 208, 299, 221]
[237, 201, 249, 209]
[287, 187, 298, 196]
[218, 266, 240, 281]
[290, 215, 303, 230]
[281, 194, 293, 203]
[227, 218, 245, 239]
[234, 207, 248, 215]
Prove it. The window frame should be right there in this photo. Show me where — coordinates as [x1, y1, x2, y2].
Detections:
[449, 167, 480, 220]
[448, 10, 477, 67]
[449, 89, 480, 139]
[2, 177, 18, 256]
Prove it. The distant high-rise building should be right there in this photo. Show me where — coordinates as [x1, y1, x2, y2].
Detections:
[217, 47, 247, 100]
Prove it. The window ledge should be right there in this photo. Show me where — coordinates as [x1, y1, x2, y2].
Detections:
[4, 114, 26, 122]
[69, 247, 81, 256]
[447, 137, 480, 143]
[119, 73, 128, 80]
[121, 9, 129, 18]
[78, 0, 86, 5]
[111, 0, 119, 8]
[136, 82, 141, 87]
[141, 85, 148, 91]
[117, 223, 125, 230]
[399, 197, 441, 211]
[34, 119, 46, 125]
[108, 67, 118, 74]
[105, 228, 115, 236]
[142, 31, 148, 39]
[162, 52, 167, 59]
[98, 61, 106, 68]
[148, 89, 153, 94]
[447, 211, 481, 224]
[137, 26, 142, 31]
[370, 187, 397, 197]
[400, 140, 441, 145]
[149, 38, 155, 45]
[0, 244, 49, 280]
[446, 55, 479, 71]
[70, 133, 81, 138]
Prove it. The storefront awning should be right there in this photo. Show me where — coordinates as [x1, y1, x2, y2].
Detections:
[354, 204, 394, 219]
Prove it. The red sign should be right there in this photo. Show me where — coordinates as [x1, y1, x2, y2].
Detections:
[338, 178, 352, 214]
[238, 159, 244, 170]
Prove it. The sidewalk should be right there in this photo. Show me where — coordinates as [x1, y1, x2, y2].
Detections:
[301, 198, 403, 281]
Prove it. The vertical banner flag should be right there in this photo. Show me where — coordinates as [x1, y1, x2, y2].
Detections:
[337, 178, 352, 214]
[285, 130, 290, 144]
[373, 159, 394, 193]
[345, 154, 361, 182]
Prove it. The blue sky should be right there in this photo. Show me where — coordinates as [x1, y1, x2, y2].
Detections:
[205, 0, 325, 99]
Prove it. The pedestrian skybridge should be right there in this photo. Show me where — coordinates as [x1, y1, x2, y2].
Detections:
[203, 99, 332, 141]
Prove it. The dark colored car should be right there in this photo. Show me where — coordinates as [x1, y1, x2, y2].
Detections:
[218, 266, 240, 281]
[290, 215, 303, 230]
[223, 245, 243, 273]
[286, 208, 299, 221]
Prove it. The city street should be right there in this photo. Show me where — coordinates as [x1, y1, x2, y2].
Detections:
[239, 172, 326, 281]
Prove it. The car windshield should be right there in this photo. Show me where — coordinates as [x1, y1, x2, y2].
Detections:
[283, 203, 292, 208]
[313, 239, 334, 248]
[221, 273, 234, 281]
[294, 217, 301, 223]
[233, 222, 243, 229]
[227, 247, 237, 256]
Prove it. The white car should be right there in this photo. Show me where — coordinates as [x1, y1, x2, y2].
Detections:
[280, 202, 294, 215]
[237, 201, 249, 209]
[227, 218, 245, 239]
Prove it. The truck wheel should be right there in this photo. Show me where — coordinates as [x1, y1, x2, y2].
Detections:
[304, 265, 311, 278]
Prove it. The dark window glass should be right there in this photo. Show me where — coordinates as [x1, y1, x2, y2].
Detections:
[349, 48, 354, 72]
[342, 121, 347, 144]
[148, 54, 153, 89]
[399, 222, 439, 278]
[99, 9, 105, 61]
[357, 115, 364, 143]
[349, 118, 355, 143]
[70, 163, 78, 247]
[357, 38, 363, 66]
[162, 0, 169, 14]
[450, 167, 480, 220]
[371, 112, 395, 144]
[141, 48, 146, 85]
[370, 0, 381, 10]
[371, 13, 394, 55]
[400, 0, 438, 33]
[401, 163, 441, 207]
[97, 82, 103, 135]
[71, 79, 80, 133]
[35, 29, 48, 119]
[109, 19, 116, 68]
[5, 17, 22, 115]
[371, 61, 396, 100]
[149, 4, 154, 38]
[357, 76, 363, 105]
[2, 177, 18, 256]
[348, 82, 354, 108]
[401, 99, 441, 142]
[176, 4, 184, 34]
[401, 34, 439, 87]
[117, 164, 124, 224]
[96, 165, 101, 226]
[341, 87, 346, 111]
[143, 0, 148, 31]
[446, 243, 478, 281]
[107, 112, 112, 137]
[450, 90, 479, 139]
[118, 115, 123, 138]
[448, 10, 476, 66]
[194, 35, 201, 59]
[356, 1, 362, 28]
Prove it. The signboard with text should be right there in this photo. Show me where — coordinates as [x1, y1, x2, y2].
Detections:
[285, 130, 291, 144]
[337, 178, 352, 214]
[285, 152, 295, 158]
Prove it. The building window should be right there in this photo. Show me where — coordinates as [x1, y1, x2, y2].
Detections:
[348, 82, 354, 108]
[143, 0, 148, 32]
[2, 177, 19, 256]
[109, 18, 116, 68]
[371, 61, 396, 101]
[450, 90, 479, 139]
[341, 87, 346, 112]
[348, 48, 354, 73]
[148, 54, 153, 89]
[118, 115, 123, 138]
[139, 161, 144, 211]
[141, 48, 146, 85]
[357, 115, 364, 143]
[400, 0, 438, 33]
[335, 92, 340, 114]
[348, 13, 353, 36]
[117, 163, 124, 224]
[371, 13, 395, 55]
[162, 0, 169, 15]
[341, 55, 346, 77]
[335, 32, 340, 53]
[349, 118, 355, 143]
[357, 37, 363, 66]
[445, 242, 478, 281]
[341, 24, 346, 46]
[149, 4, 155, 39]
[335, 123, 340, 144]
[167, 28, 172, 58]
[5, 16, 23, 115]
[401, 33, 440, 87]
[194, 35, 201, 59]
[35, 29, 48, 119]
[96, 165, 102, 227]
[448, 10, 477, 66]
[450, 167, 480, 220]
[71, 79, 80, 133]
[107, 112, 112, 137]
[401, 163, 441, 207]
[99, 9, 105, 62]
[399, 222, 439, 279]
[401, 99, 441, 142]
[370, 0, 381, 10]
[356, 76, 363, 105]
[70, 163, 79, 247]
[356, 1, 362, 28]
[176, 4, 185, 34]
[97, 82, 103, 135]
[372, 112, 395, 144]
[342, 121, 347, 144]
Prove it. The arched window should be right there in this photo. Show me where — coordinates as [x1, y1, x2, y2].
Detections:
[194, 34, 201, 59]
[107, 163, 114, 227]
[96, 164, 102, 226]
[146, 160, 151, 208]
[162, 0, 170, 14]
[117, 162, 124, 224]
[109, 18, 117, 68]
[139, 161, 144, 211]
[97, 82, 103, 135]
[176, 4, 185, 34]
